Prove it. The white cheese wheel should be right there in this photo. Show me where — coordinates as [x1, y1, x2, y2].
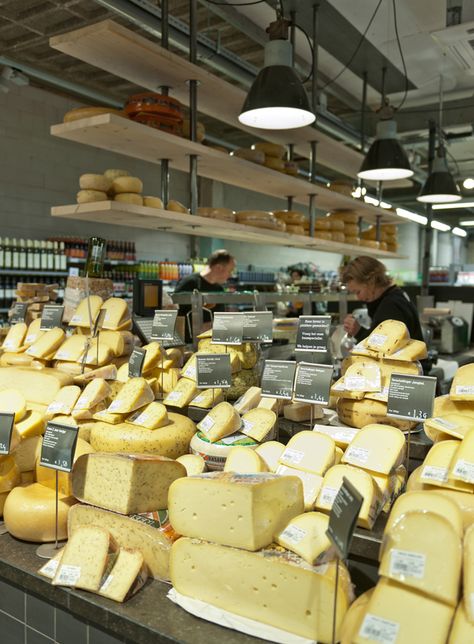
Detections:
[143, 196, 164, 209]
[114, 193, 143, 206]
[79, 174, 112, 192]
[76, 190, 108, 204]
[112, 176, 143, 194]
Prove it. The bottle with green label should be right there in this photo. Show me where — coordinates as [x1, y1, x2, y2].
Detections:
[84, 237, 107, 278]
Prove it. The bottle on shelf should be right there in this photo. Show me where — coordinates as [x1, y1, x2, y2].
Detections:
[0, 238, 4, 270]
[18, 239, 26, 270]
[32, 240, 41, 271]
[84, 237, 107, 278]
[4, 238, 11, 270]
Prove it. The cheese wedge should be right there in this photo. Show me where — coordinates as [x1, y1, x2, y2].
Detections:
[24, 319, 44, 346]
[450, 602, 474, 643]
[99, 548, 147, 603]
[279, 431, 335, 475]
[74, 378, 111, 411]
[197, 402, 241, 442]
[73, 364, 118, 385]
[92, 410, 125, 425]
[3, 323, 27, 352]
[275, 511, 334, 565]
[163, 377, 198, 408]
[336, 397, 417, 431]
[0, 455, 21, 493]
[26, 328, 65, 359]
[224, 446, 268, 473]
[12, 435, 41, 472]
[53, 335, 88, 362]
[284, 402, 324, 422]
[450, 427, 474, 484]
[107, 377, 154, 414]
[100, 298, 130, 330]
[72, 452, 186, 514]
[379, 510, 462, 605]
[344, 362, 381, 392]
[0, 388, 27, 421]
[255, 440, 285, 472]
[69, 296, 103, 328]
[432, 394, 474, 419]
[80, 339, 115, 366]
[385, 339, 428, 362]
[190, 388, 224, 409]
[257, 396, 288, 414]
[46, 385, 81, 418]
[15, 410, 45, 439]
[37, 548, 64, 580]
[126, 401, 169, 430]
[0, 368, 72, 406]
[151, 367, 180, 394]
[168, 472, 304, 550]
[420, 440, 472, 493]
[170, 539, 352, 643]
[425, 414, 474, 442]
[463, 524, 474, 624]
[276, 464, 323, 511]
[141, 341, 166, 372]
[342, 424, 406, 475]
[233, 386, 262, 414]
[340, 589, 373, 644]
[365, 320, 410, 356]
[97, 330, 125, 357]
[450, 364, 474, 401]
[241, 407, 276, 441]
[176, 454, 206, 476]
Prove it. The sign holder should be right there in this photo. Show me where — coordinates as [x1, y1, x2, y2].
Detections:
[261, 360, 297, 400]
[295, 315, 332, 352]
[211, 312, 244, 346]
[0, 412, 15, 535]
[151, 311, 179, 400]
[10, 302, 28, 324]
[40, 304, 64, 330]
[128, 348, 146, 379]
[196, 354, 232, 389]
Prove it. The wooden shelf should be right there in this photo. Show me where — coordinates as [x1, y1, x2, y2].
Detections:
[51, 201, 404, 258]
[49, 19, 365, 179]
[51, 114, 400, 224]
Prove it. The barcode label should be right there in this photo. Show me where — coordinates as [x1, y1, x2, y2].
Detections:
[193, 395, 205, 404]
[221, 434, 244, 445]
[166, 391, 182, 403]
[359, 614, 399, 643]
[367, 333, 388, 348]
[108, 400, 121, 411]
[39, 558, 60, 578]
[56, 564, 81, 586]
[456, 385, 474, 395]
[46, 401, 67, 415]
[70, 315, 82, 325]
[132, 412, 149, 425]
[279, 524, 307, 545]
[242, 419, 254, 432]
[345, 446, 369, 464]
[452, 459, 474, 483]
[184, 365, 196, 378]
[281, 448, 304, 465]
[345, 375, 366, 390]
[199, 415, 215, 433]
[432, 417, 457, 430]
[421, 465, 448, 483]
[319, 486, 338, 506]
[390, 549, 426, 579]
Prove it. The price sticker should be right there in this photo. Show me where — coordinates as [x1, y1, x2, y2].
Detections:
[151, 310, 178, 341]
[39, 421, 79, 473]
[389, 549, 426, 580]
[387, 373, 437, 422]
[358, 614, 399, 644]
[293, 362, 334, 405]
[196, 354, 232, 389]
[0, 413, 15, 455]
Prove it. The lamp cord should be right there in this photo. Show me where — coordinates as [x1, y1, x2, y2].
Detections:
[203, 0, 265, 5]
[392, 0, 409, 111]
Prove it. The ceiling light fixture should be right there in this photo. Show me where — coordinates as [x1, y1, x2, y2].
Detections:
[396, 208, 427, 225]
[460, 220, 474, 226]
[239, 17, 315, 130]
[364, 195, 391, 208]
[432, 201, 474, 210]
[452, 227, 467, 237]
[417, 146, 461, 203]
[431, 220, 451, 231]
[463, 178, 474, 189]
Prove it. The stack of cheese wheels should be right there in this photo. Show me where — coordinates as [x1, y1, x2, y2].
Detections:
[181, 118, 206, 142]
[273, 210, 305, 235]
[111, 174, 144, 206]
[326, 210, 360, 245]
[235, 210, 284, 231]
[360, 223, 398, 252]
[325, 212, 346, 243]
[313, 215, 332, 241]
[63, 106, 125, 123]
[327, 180, 353, 197]
[197, 207, 236, 222]
[252, 142, 287, 173]
[77, 173, 113, 204]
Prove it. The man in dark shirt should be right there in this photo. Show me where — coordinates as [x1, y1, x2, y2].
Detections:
[173, 249, 236, 342]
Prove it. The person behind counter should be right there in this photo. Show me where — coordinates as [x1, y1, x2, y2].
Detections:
[173, 249, 236, 342]
[287, 268, 305, 317]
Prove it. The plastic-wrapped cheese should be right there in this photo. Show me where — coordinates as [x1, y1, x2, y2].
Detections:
[69, 295, 103, 328]
[276, 464, 323, 511]
[99, 548, 147, 603]
[224, 446, 268, 473]
[100, 298, 130, 330]
[425, 414, 474, 441]
[344, 362, 381, 392]
[190, 431, 258, 471]
[46, 385, 81, 418]
[196, 401, 241, 442]
[81, 340, 115, 367]
[365, 320, 410, 356]
[279, 431, 335, 475]
[342, 424, 405, 474]
[24, 319, 44, 346]
[275, 511, 334, 565]
[255, 441, 285, 472]
[464, 524, 474, 624]
[450, 364, 474, 401]
[126, 401, 169, 430]
[2, 323, 27, 352]
[241, 407, 276, 442]
[74, 378, 111, 411]
[421, 440, 472, 492]
[107, 377, 154, 414]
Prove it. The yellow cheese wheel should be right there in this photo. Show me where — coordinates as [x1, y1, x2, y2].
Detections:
[236, 210, 274, 223]
[345, 236, 360, 246]
[314, 218, 331, 231]
[331, 232, 346, 243]
[329, 210, 360, 224]
[336, 398, 417, 431]
[182, 119, 206, 142]
[79, 174, 112, 192]
[387, 243, 398, 253]
[263, 157, 286, 172]
[63, 107, 124, 123]
[315, 231, 333, 241]
[344, 223, 359, 236]
[167, 200, 189, 213]
[251, 142, 286, 159]
[273, 211, 305, 225]
[284, 161, 299, 176]
[327, 218, 345, 232]
[328, 180, 353, 196]
[360, 239, 380, 249]
[104, 169, 130, 181]
[197, 207, 236, 222]
[143, 196, 164, 209]
[114, 193, 143, 206]
[35, 437, 95, 495]
[230, 148, 265, 164]
[286, 225, 305, 235]
[76, 190, 108, 204]
[112, 176, 143, 194]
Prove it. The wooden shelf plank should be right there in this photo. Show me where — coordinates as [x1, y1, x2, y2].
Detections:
[50, 201, 404, 259]
[49, 19, 364, 178]
[51, 114, 400, 224]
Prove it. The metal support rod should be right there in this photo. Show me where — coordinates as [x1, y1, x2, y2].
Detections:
[287, 196, 294, 210]
[376, 182, 383, 243]
[421, 120, 437, 296]
[309, 194, 316, 237]
[360, 71, 368, 152]
[310, 141, 318, 184]
[161, 0, 169, 49]
[312, 2, 320, 115]
[189, 0, 198, 65]
[161, 159, 170, 209]
[190, 152, 199, 214]
[189, 0, 199, 215]
[288, 143, 294, 162]
[290, 10, 296, 65]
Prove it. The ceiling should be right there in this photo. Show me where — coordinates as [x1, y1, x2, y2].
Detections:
[1, 0, 474, 232]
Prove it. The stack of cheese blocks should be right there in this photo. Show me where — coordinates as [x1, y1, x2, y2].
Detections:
[167, 471, 353, 642]
[360, 223, 398, 253]
[340, 490, 474, 643]
[75, 168, 164, 209]
[332, 319, 428, 432]
[13, 282, 59, 323]
[38, 451, 190, 601]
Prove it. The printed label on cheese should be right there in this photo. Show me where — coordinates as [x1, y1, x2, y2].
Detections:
[432, 417, 457, 430]
[183, 365, 196, 378]
[353, 342, 371, 354]
[108, 400, 121, 412]
[56, 565, 81, 585]
[242, 419, 254, 433]
[359, 614, 400, 644]
[389, 549, 426, 580]
[320, 486, 338, 506]
[39, 558, 60, 578]
[280, 448, 304, 465]
[3, 339, 15, 350]
[456, 385, 474, 395]
[131, 411, 150, 425]
[199, 416, 215, 433]
[221, 435, 246, 445]
[70, 315, 82, 325]
[315, 426, 358, 443]
[345, 375, 367, 390]
[332, 381, 345, 391]
[166, 391, 183, 403]
[46, 401, 68, 415]
[421, 465, 448, 483]
[452, 459, 474, 483]
[368, 334, 388, 348]
[192, 395, 205, 404]
[54, 350, 72, 360]
[345, 446, 369, 464]
[368, 387, 390, 401]
[279, 524, 307, 545]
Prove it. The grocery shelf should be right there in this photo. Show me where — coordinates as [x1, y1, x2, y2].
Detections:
[49, 19, 364, 179]
[68, 257, 137, 266]
[51, 114, 400, 223]
[0, 269, 68, 277]
[51, 201, 404, 259]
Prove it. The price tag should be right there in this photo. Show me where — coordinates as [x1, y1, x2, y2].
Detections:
[387, 373, 437, 422]
[39, 422, 79, 473]
[389, 549, 426, 580]
[10, 302, 28, 324]
[212, 313, 243, 345]
[261, 360, 297, 400]
[196, 354, 232, 389]
[151, 310, 178, 341]
[242, 311, 273, 343]
[92, 309, 106, 338]
[295, 315, 331, 352]
[293, 362, 334, 405]
[40, 305, 64, 330]
[326, 476, 363, 559]
[0, 413, 15, 455]
[358, 614, 399, 644]
[129, 348, 146, 378]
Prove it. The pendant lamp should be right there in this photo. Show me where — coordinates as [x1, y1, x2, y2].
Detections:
[239, 18, 315, 130]
[417, 146, 461, 203]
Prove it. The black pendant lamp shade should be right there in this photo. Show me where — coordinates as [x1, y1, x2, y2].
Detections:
[358, 118, 413, 181]
[417, 148, 461, 203]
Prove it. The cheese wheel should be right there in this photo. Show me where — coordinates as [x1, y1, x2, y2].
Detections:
[328, 180, 352, 196]
[360, 239, 380, 249]
[314, 218, 331, 231]
[167, 200, 189, 213]
[284, 161, 299, 176]
[114, 193, 143, 206]
[329, 210, 360, 224]
[331, 232, 346, 243]
[273, 210, 305, 225]
[104, 169, 130, 180]
[182, 119, 206, 142]
[286, 225, 305, 235]
[112, 176, 143, 194]
[327, 217, 345, 232]
[143, 196, 164, 209]
[230, 148, 265, 164]
[79, 174, 112, 192]
[315, 231, 332, 241]
[344, 223, 359, 236]
[236, 210, 274, 223]
[264, 157, 286, 172]
[2, 322, 27, 352]
[63, 107, 124, 123]
[337, 397, 417, 431]
[197, 207, 235, 222]
[76, 190, 108, 204]
[345, 236, 360, 245]
[190, 431, 258, 471]
[251, 142, 286, 159]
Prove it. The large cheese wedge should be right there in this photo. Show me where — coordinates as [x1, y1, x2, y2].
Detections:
[450, 364, 474, 401]
[36, 436, 94, 496]
[126, 401, 169, 430]
[97, 330, 125, 357]
[90, 413, 196, 459]
[68, 504, 177, 581]
[276, 511, 334, 565]
[74, 378, 111, 410]
[163, 377, 198, 408]
[224, 446, 268, 473]
[81, 339, 115, 367]
[276, 464, 323, 511]
[12, 435, 41, 472]
[72, 400, 108, 421]
[340, 589, 373, 644]
[425, 414, 474, 441]
[0, 455, 21, 493]
[69, 296, 103, 328]
[3, 483, 76, 542]
[464, 524, 474, 623]
[15, 410, 45, 439]
[241, 407, 276, 441]
[0, 388, 27, 422]
[3, 323, 27, 352]
[365, 320, 410, 356]
[92, 410, 125, 425]
[450, 602, 474, 643]
[37, 547, 64, 580]
[0, 368, 72, 406]
[72, 452, 186, 514]
[344, 361, 381, 392]
[170, 539, 352, 643]
[190, 388, 224, 409]
[46, 385, 81, 418]
[450, 427, 474, 484]
[54, 335, 88, 362]
[336, 397, 417, 431]
[148, 367, 180, 394]
[196, 401, 241, 442]
[24, 319, 44, 346]
[100, 298, 130, 330]
[331, 377, 365, 400]
[99, 548, 147, 603]
[432, 394, 474, 419]
[379, 510, 461, 605]
[279, 431, 335, 475]
[385, 339, 428, 362]
[107, 377, 154, 414]
[255, 440, 285, 472]
[168, 472, 303, 550]
[73, 364, 117, 385]
[176, 454, 206, 476]
[342, 424, 405, 475]
[141, 341, 166, 373]
[53, 525, 115, 591]
[420, 440, 472, 492]
[316, 464, 381, 529]
[354, 578, 454, 644]
[26, 328, 65, 359]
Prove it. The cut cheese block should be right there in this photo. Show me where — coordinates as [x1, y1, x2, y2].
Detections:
[354, 578, 455, 644]
[24, 319, 44, 346]
[255, 441, 285, 472]
[3, 483, 76, 542]
[224, 446, 268, 473]
[241, 407, 276, 441]
[68, 504, 176, 581]
[275, 511, 334, 565]
[126, 401, 169, 430]
[0, 388, 27, 421]
[196, 402, 241, 442]
[69, 296, 103, 328]
[98, 330, 125, 357]
[450, 428, 474, 484]
[385, 339, 428, 362]
[190, 431, 258, 471]
[168, 472, 303, 550]
[276, 464, 323, 511]
[74, 364, 118, 386]
[342, 424, 405, 474]
[0, 455, 21, 493]
[344, 362, 381, 392]
[420, 441, 472, 492]
[425, 414, 474, 442]
[26, 328, 65, 359]
[92, 410, 125, 425]
[190, 389, 224, 409]
[46, 385, 81, 418]
[450, 602, 474, 643]
[36, 437, 94, 496]
[12, 435, 41, 472]
[340, 589, 373, 644]
[99, 548, 147, 603]
[100, 298, 130, 330]
[365, 320, 410, 356]
[107, 377, 154, 414]
[464, 524, 474, 623]
[163, 378, 198, 408]
[233, 387, 262, 414]
[337, 397, 417, 431]
[283, 401, 324, 422]
[170, 539, 352, 643]
[72, 400, 108, 421]
[72, 452, 186, 514]
[257, 396, 288, 414]
[3, 323, 27, 352]
[176, 454, 206, 476]
[379, 510, 461, 606]
[314, 424, 359, 448]
[450, 364, 474, 401]
[279, 431, 335, 475]
[90, 413, 196, 459]
[53, 525, 116, 591]
[316, 464, 381, 529]
[15, 410, 45, 439]
[74, 378, 111, 410]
